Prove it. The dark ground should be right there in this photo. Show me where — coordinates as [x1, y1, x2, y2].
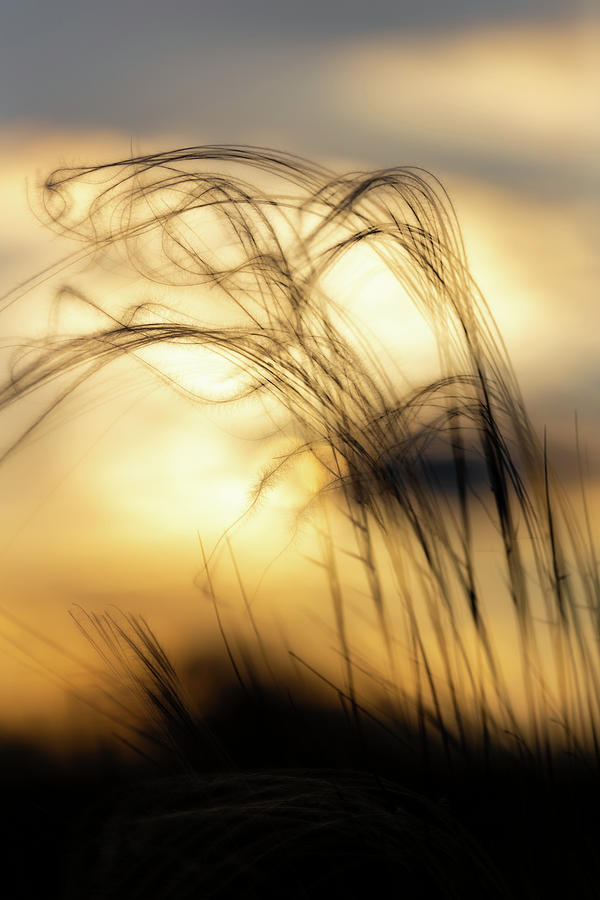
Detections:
[3, 672, 600, 899]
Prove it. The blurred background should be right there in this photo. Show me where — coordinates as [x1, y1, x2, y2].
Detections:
[0, 0, 598, 746]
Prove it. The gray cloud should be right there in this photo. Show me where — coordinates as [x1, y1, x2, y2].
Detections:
[1, 0, 581, 129]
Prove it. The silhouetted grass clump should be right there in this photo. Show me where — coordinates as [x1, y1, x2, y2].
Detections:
[1, 146, 599, 896]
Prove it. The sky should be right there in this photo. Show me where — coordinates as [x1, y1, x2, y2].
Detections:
[1, 1, 596, 187]
[0, 0, 598, 742]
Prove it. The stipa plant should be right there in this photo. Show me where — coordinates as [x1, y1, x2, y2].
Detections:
[65, 768, 510, 899]
[1, 146, 598, 771]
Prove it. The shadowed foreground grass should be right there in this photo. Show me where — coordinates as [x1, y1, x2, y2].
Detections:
[3, 663, 600, 899]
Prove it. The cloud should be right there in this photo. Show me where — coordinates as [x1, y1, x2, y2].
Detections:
[322, 21, 599, 182]
[3, 16, 597, 197]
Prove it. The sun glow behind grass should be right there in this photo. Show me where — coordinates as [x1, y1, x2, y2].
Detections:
[0, 134, 597, 765]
